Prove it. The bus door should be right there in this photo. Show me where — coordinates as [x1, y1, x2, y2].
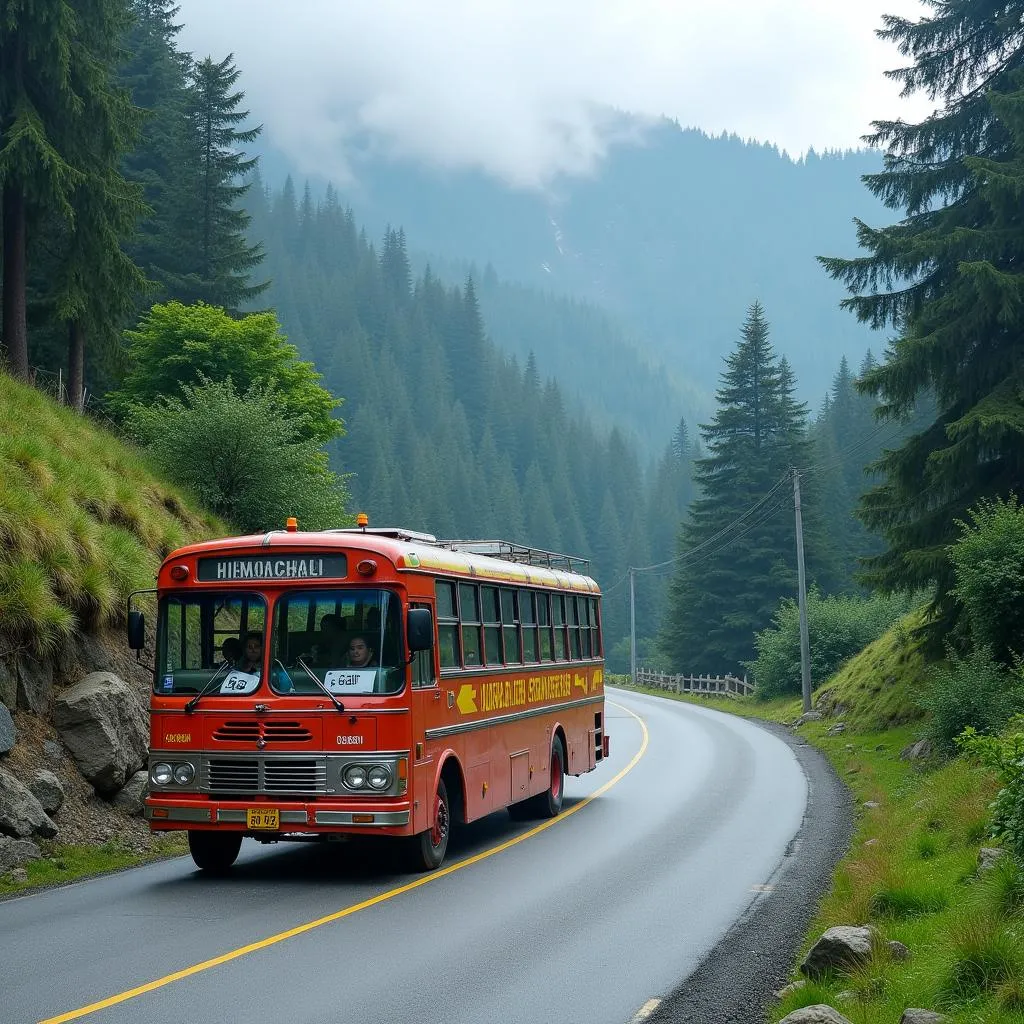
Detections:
[409, 601, 440, 834]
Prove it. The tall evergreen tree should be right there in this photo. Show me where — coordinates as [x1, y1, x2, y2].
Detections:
[821, 5, 1024, 635]
[161, 53, 266, 309]
[659, 302, 814, 672]
[1, 0, 144, 383]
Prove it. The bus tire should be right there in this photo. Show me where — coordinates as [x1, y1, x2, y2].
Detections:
[524, 741, 565, 819]
[188, 830, 242, 874]
[410, 778, 450, 872]
[516, 736, 566, 820]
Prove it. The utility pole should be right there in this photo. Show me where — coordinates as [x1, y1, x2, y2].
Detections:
[792, 468, 812, 713]
[629, 567, 637, 685]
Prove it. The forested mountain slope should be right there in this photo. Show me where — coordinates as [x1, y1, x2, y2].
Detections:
[248, 187, 697, 651]
[260, 120, 890, 403]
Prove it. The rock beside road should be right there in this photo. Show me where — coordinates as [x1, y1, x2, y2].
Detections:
[112, 771, 148, 816]
[0, 768, 58, 839]
[779, 1006, 852, 1024]
[0, 703, 15, 755]
[53, 672, 148, 796]
[900, 1011, 946, 1024]
[28, 770, 65, 815]
[0, 835, 42, 873]
[800, 925, 875, 979]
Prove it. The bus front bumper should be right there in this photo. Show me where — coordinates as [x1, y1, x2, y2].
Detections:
[144, 797, 412, 834]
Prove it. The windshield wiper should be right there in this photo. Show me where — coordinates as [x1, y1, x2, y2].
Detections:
[184, 660, 232, 713]
[291, 657, 345, 713]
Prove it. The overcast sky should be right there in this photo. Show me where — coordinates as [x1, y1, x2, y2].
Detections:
[176, 0, 933, 190]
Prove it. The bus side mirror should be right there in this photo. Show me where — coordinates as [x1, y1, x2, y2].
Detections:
[407, 608, 433, 653]
[128, 610, 146, 651]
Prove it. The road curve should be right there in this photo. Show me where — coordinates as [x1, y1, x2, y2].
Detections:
[1, 689, 808, 1024]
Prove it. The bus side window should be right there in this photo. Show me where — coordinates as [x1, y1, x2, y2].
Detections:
[411, 603, 436, 688]
[436, 580, 460, 671]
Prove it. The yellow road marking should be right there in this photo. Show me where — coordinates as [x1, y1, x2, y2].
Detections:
[631, 998, 662, 1022]
[41, 701, 648, 1024]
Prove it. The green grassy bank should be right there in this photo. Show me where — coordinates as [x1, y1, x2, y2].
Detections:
[0, 375, 221, 656]
[617, 622, 1023, 1023]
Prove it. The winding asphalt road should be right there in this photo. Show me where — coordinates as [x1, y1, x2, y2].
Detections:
[1, 690, 812, 1024]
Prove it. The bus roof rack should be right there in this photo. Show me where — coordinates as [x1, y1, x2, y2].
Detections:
[325, 527, 439, 544]
[440, 540, 590, 573]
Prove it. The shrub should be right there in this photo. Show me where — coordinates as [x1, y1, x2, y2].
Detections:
[958, 718, 1024, 861]
[748, 589, 914, 698]
[923, 650, 1024, 752]
[128, 378, 352, 535]
[949, 495, 1024, 664]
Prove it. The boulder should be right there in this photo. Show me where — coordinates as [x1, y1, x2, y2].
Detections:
[900, 1011, 946, 1024]
[16, 657, 53, 714]
[0, 703, 15, 756]
[0, 661, 16, 709]
[0, 836, 41, 873]
[977, 847, 1006, 873]
[6, 867, 28, 884]
[800, 926, 876, 979]
[53, 672, 148, 796]
[901, 738, 933, 761]
[43, 740, 63, 762]
[794, 711, 823, 727]
[863, 801, 881, 810]
[889, 940, 911, 961]
[827, 723, 847, 736]
[774, 980, 807, 999]
[0, 768, 58, 838]
[112, 771, 149, 816]
[779, 1007, 852, 1024]
[28, 769, 65, 815]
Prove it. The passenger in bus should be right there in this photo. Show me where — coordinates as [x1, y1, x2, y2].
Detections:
[308, 614, 347, 666]
[219, 637, 241, 667]
[346, 635, 377, 668]
[239, 632, 263, 675]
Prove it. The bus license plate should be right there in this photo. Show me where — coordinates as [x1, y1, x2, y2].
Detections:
[247, 807, 279, 830]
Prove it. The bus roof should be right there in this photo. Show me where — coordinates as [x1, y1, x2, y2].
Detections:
[167, 528, 602, 594]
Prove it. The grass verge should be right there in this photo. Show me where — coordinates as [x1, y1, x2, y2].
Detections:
[0, 375, 222, 656]
[0, 834, 188, 899]
[614, 617, 1023, 1022]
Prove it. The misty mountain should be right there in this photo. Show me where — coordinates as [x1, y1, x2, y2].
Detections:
[259, 119, 890, 405]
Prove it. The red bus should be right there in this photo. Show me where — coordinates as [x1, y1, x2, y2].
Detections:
[129, 518, 608, 872]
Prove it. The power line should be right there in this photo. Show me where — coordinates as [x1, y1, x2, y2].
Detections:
[631, 472, 791, 574]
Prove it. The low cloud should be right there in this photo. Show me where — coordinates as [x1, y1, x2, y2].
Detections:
[176, 0, 932, 190]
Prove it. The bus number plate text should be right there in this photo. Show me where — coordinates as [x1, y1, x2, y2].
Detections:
[247, 807, 279, 830]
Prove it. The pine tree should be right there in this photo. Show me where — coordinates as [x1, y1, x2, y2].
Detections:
[1, 0, 144, 383]
[820, 7, 1024, 634]
[117, 0, 190, 291]
[659, 302, 813, 672]
[161, 53, 266, 309]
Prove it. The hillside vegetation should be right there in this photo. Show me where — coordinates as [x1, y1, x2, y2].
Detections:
[0, 377, 220, 657]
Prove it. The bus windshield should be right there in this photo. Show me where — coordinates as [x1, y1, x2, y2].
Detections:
[155, 593, 267, 695]
[270, 589, 404, 697]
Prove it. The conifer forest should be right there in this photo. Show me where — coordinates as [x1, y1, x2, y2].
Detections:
[3, 0, 1021, 682]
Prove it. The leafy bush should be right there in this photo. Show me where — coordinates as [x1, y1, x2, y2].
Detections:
[109, 301, 342, 446]
[958, 718, 1024, 861]
[128, 378, 351, 534]
[922, 649, 1024, 752]
[748, 589, 914, 698]
[949, 495, 1024, 664]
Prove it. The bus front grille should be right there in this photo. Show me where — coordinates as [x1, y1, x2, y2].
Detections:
[202, 755, 327, 795]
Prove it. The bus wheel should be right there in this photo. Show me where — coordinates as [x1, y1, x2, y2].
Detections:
[188, 830, 242, 874]
[524, 736, 565, 819]
[411, 778, 450, 872]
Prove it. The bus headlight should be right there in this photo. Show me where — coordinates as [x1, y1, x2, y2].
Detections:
[173, 762, 195, 786]
[150, 762, 173, 787]
[344, 765, 367, 789]
[367, 765, 391, 790]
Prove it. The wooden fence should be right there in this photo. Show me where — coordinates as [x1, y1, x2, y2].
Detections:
[633, 667, 754, 697]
